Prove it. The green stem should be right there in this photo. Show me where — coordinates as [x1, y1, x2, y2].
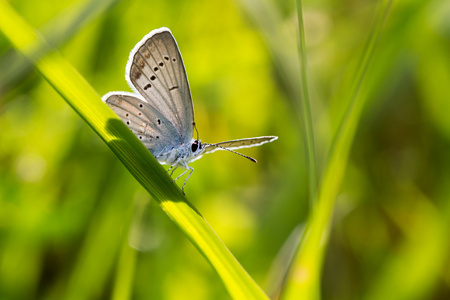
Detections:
[282, 1, 393, 299]
[295, 0, 317, 207]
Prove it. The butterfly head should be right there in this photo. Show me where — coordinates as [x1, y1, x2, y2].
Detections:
[190, 140, 204, 157]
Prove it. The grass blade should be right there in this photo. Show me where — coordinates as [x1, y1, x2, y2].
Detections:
[282, 0, 394, 298]
[295, 0, 317, 207]
[0, 1, 268, 299]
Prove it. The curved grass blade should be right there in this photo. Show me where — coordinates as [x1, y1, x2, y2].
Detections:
[0, 1, 268, 299]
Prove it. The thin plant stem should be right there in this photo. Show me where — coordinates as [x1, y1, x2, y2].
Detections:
[295, 0, 318, 208]
[282, 0, 393, 299]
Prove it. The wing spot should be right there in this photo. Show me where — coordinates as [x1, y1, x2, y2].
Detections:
[138, 112, 142, 116]
[144, 83, 151, 90]
[153, 66, 159, 72]
[139, 104, 143, 108]
[126, 121, 130, 125]
[138, 61, 145, 69]
[156, 136, 160, 139]
[125, 113, 129, 117]
[159, 62, 164, 67]
[157, 119, 161, 125]
[172, 57, 177, 62]
[139, 136, 142, 139]
[164, 55, 169, 61]
[150, 75, 156, 81]
[132, 70, 142, 80]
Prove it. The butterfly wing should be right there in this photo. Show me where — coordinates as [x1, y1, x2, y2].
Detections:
[103, 92, 180, 157]
[203, 136, 278, 155]
[125, 27, 194, 145]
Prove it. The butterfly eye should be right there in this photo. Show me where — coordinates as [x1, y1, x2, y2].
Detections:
[191, 141, 198, 152]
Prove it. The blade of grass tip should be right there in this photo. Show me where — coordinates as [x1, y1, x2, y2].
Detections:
[281, 1, 393, 299]
[295, 0, 317, 207]
[0, 1, 268, 299]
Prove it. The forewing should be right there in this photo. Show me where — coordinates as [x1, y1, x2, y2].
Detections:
[126, 28, 194, 145]
[203, 136, 278, 155]
[103, 92, 180, 156]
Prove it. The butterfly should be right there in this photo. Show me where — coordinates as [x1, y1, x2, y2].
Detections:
[102, 27, 277, 194]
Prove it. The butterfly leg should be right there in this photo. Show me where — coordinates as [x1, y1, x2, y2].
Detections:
[167, 156, 182, 177]
[172, 162, 193, 195]
[156, 146, 168, 159]
[173, 168, 189, 183]
[170, 166, 178, 177]
[181, 166, 194, 195]
[166, 164, 177, 174]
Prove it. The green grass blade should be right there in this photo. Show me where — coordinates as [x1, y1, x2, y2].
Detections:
[0, 1, 268, 299]
[282, 1, 394, 299]
[295, 0, 317, 206]
[112, 232, 137, 300]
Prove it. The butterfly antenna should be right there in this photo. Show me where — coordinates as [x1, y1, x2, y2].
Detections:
[205, 143, 257, 163]
[194, 122, 199, 140]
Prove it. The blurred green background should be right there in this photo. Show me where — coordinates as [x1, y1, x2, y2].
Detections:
[1, 0, 450, 299]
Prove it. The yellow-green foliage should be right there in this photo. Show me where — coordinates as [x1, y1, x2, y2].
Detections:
[0, 0, 449, 299]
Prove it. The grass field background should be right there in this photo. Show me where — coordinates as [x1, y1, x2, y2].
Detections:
[1, 0, 449, 299]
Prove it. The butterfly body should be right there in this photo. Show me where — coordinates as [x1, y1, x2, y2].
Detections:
[103, 27, 277, 194]
[155, 139, 205, 166]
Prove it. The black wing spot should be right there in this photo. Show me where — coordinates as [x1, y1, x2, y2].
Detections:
[139, 104, 143, 108]
[157, 119, 161, 125]
[139, 136, 142, 139]
[125, 113, 129, 117]
[164, 55, 169, 61]
[150, 75, 156, 81]
[156, 136, 160, 139]
[159, 62, 164, 67]
[153, 66, 159, 72]
[126, 121, 130, 125]
[172, 57, 177, 62]
[144, 83, 151, 90]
